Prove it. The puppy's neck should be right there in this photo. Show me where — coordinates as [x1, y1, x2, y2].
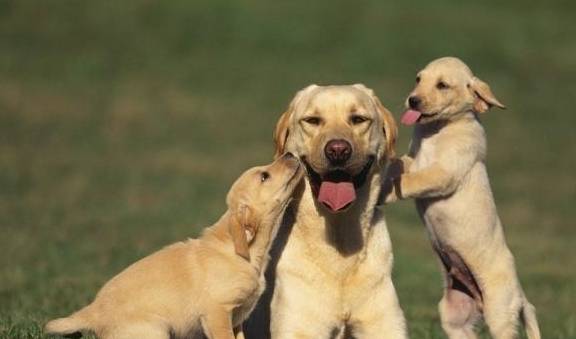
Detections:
[203, 212, 279, 273]
[246, 213, 285, 272]
[415, 111, 479, 138]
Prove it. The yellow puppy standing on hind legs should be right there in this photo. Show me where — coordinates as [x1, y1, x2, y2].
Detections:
[44, 153, 304, 339]
[384, 57, 540, 339]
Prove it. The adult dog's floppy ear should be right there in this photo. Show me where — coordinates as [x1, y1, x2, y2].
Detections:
[353, 84, 397, 159]
[374, 96, 398, 159]
[273, 84, 318, 158]
[469, 76, 506, 113]
[354, 84, 397, 160]
[229, 204, 255, 261]
[273, 111, 291, 159]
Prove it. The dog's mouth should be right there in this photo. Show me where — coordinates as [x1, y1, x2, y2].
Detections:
[301, 156, 375, 213]
[401, 109, 438, 125]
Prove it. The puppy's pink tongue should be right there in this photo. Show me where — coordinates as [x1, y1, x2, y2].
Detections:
[318, 181, 356, 212]
[401, 109, 422, 125]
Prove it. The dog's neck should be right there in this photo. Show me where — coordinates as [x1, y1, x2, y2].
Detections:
[415, 111, 480, 138]
[204, 211, 281, 273]
[246, 212, 285, 272]
[294, 169, 384, 256]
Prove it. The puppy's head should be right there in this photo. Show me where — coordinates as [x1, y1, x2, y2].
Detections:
[401, 57, 505, 125]
[273, 84, 397, 213]
[226, 153, 304, 260]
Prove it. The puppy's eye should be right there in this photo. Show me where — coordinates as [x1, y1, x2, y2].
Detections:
[350, 115, 369, 125]
[260, 171, 270, 182]
[302, 117, 321, 125]
[436, 81, 449, 90]
[416, 76, 421, 84]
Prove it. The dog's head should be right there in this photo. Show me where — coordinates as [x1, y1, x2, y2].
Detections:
[226, 153, 304, 260]
[401, 57, 505, 125]
[273, 84, 397, 213]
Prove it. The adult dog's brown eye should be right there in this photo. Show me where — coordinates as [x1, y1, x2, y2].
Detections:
[350, 115, 369, 125]
[302, 117, 321, 125]
[416, 76, 421, 84]
[436, 81, 449, 90]
[260, 171, 270, 182]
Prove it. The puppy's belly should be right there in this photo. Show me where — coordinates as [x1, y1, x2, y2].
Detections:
[415, 180, 515, 283]
[416, 191, 499, 259]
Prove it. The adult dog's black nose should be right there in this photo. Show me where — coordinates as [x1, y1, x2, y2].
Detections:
[408, 96, 421, 109]
[325, 139, 352, 165]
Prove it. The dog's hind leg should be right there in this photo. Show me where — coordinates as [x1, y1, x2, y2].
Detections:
[483, 288, 524, 339]
[439, 288, 481, 339]
[435, 244, 482, 339]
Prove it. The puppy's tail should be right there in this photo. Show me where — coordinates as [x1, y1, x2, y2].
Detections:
[520, 299, 541, 339]
[45, 309, 91, 338]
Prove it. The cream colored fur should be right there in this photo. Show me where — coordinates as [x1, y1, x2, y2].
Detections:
[44, 154, 304, 339]
[385, 57, 540, 339]
[247, 84, 407, 338]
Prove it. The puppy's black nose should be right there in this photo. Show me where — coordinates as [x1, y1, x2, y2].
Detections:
[408, 96, 421, 109]
[283, 152, 295, 159]
[325, 139, 352, 165]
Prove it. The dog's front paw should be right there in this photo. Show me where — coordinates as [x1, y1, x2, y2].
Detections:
[386, 158, 405, 179]
[382, 177, 399, 204]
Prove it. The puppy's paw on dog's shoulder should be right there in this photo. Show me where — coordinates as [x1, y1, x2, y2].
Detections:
[381, 176, 402, 204]
[381, 178, 398, 204]
[386, 157, 406, 179]
[380, 157, 407, 205]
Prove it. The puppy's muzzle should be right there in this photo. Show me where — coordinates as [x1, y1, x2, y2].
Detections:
[408, 96, 421, 110]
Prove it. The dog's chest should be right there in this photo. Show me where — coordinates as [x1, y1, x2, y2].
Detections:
[411, 134, 438, 171]
[233, 273, 266, 325]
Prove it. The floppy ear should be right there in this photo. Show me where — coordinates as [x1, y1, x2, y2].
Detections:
[354, 84, 397, 160]
[273, 110, 292, 159]
[273, 84, 318, 158]
[470, 76, 506, 113]
[374, 96, 398, 159]
[229, 204, 254, 261]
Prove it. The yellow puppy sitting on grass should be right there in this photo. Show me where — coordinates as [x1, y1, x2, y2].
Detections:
[384, 57, 540, 339]
[45, 153, 303, 339]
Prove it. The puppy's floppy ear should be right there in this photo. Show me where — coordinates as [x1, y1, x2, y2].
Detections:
[273, 84, 318, 158]
[229, 204, 255, 261]
[354, 84, 398, 160]
[469, 76, 506, 113]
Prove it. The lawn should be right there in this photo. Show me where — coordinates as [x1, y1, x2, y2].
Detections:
[1, 1, 575, 338]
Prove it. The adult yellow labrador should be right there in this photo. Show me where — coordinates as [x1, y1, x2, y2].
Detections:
[386, 57, 540, 339]
[45, 153, 303, 339]
[246, 84, 407, 338]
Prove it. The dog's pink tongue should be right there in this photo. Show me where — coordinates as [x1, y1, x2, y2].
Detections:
[318, 181, 356, 212]
[401, 109, 422, 125]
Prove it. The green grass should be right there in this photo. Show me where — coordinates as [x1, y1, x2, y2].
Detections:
[1, 0, 575, 338]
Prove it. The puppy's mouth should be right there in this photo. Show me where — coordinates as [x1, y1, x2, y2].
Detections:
[401, 109, 438, 125]
[301, 156, 375, 213]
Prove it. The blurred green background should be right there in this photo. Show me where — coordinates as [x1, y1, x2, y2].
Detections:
[1, 0, 575, 338]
